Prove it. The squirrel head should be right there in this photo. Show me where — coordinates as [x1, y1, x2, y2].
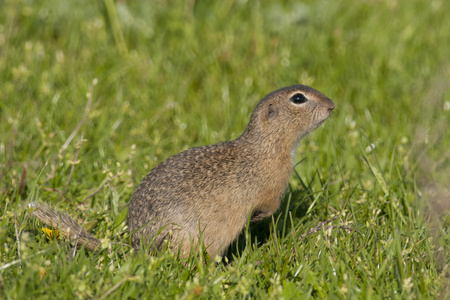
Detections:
[242, 85, 334, 150]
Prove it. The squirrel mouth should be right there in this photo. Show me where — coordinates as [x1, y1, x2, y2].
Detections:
[315, 118, 327, 128]
[315, 110, 333, 127]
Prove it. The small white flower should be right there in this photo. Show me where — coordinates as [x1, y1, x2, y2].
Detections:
[366, 143, 376, 153]
[444, 101, 450, 111]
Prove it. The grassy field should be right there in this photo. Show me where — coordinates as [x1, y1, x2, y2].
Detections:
[1, 0, 449, 298]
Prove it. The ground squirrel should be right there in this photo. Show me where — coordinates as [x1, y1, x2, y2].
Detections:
[31, 84, 334, 257]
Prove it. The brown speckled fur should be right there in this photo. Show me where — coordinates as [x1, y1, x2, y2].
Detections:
[128, 84, 334, 256]
[30, 85, 334, 256]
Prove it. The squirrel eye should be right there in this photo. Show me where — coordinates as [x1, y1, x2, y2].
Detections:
[290, 93, 308, 104]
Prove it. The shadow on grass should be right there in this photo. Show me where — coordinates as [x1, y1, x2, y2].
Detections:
[224, 173, 323, 263]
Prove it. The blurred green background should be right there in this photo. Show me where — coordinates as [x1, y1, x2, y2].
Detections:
[1, 0, 449, 298]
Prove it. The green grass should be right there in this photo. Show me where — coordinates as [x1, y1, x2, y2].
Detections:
[1, 0, 449, 298]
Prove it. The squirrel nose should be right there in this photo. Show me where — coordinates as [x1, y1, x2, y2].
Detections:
[327, 100, 335, 111]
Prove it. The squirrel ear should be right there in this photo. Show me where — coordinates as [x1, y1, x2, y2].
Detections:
[267, 103, 278, 120]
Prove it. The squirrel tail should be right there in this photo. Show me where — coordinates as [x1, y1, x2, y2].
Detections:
[28, 202, 101, 251]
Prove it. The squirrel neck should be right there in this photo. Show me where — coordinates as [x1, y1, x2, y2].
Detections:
[234, 120, 302, 166]
[232, 118, 300, 210]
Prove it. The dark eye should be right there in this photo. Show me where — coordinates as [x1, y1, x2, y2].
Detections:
[290, 93, 308, 104]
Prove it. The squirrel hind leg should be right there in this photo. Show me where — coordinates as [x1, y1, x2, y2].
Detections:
[250, 210, 273, 223]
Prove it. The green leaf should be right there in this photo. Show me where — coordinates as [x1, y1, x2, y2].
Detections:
[114, 207, 128, 229]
